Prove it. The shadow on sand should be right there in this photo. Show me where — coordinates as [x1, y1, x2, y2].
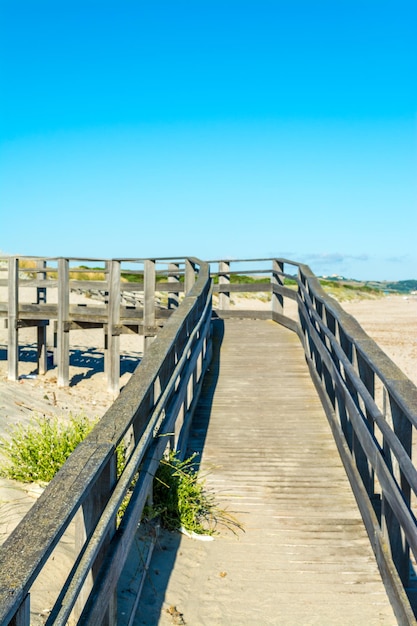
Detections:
[0, 343, 141, 386]
[122, 319, 224, 625]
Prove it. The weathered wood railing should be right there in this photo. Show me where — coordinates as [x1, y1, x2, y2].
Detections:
[0, 256, 416, 624]
[0, 256, 197, 396]
[209, 257, 417, 624]
[0, 257, 212, 625]
[296, 264, 417, 625]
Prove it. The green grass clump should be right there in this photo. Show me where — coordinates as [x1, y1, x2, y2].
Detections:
[319, 280, 383, 302]
[146, 452, 243, 536]
[212, 274, 270, 285]
[0, 414, 96, 483]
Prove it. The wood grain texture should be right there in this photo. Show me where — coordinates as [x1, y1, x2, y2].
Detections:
[140, 318, 399, 626]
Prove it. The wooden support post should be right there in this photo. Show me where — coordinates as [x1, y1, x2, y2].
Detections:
[355, 352, 376, 499]
[57, 258, 70, 387]
[219, 261, 230, 311]
[74, 456, 117, 624]
[271, 259, 284, 317]
[37, 324, 48, 375]
[36, 259, 47, 303]
[8, 256, 19, 381]
[338, 327, 354, 449]
[10, 594, 30, 626]
[107, 260, 121, 397]
[103, 261, 110, 377]
[184, 259, 195, 295]
[144, 259, 156, 352]
[381, 395, 412, 587]
[36, 260, 48, 375]
[168, 262, 180, 309]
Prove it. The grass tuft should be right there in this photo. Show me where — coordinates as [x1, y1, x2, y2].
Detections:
[0, 414, 96, 483]
[145, 451, 244, 536]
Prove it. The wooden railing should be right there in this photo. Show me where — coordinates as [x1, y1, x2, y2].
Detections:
[296, 264, 417, 625]
[0, 257, 416, 624]
[209, 257, 417, 624]
[0, 257, 212, 625]
[0, 256, 198, 397]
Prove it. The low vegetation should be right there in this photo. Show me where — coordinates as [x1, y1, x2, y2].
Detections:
[0, 413, 96, 483]
[319, 279, 384, 302]
[144, 451, 243, 536]
[0, 415, 242, 537]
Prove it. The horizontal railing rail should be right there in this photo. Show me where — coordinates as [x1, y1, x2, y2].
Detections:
[0, 256, 198, 396]
[0, 257, 212, 626]
[208, 257, 300, 333]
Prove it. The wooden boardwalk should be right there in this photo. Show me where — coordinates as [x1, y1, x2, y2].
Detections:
[133, 318, 398, 626]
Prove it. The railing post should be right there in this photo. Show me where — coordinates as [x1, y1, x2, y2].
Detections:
[10, 594, 30, 626]
[144, 259, 156, 352]
[57, 258, 70, 387]
[184, 259, 196, 295]
[168, 262, 180, 309]
[381, 395, 412, 587]
[271, 259, 284, 317]
[219, 261, 230, 310]
[106, 260, 121, 398]
[74, 456, 118, 624]
[321, 305, 336, 408]
[337, 326, 354, 449]
[36, 259, 48, 375]
[36, 258, 47, 303]
[7, 256, 19, 381]
[355, 352, 376, 500]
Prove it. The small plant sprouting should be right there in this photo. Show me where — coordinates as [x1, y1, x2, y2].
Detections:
[144, 451, 244, 537]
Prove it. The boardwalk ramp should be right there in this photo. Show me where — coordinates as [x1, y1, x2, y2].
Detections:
[131, 318, 397, 626]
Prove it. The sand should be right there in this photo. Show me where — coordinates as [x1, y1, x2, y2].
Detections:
[341, 295, 417, 386]
[0, 293, 415, 623]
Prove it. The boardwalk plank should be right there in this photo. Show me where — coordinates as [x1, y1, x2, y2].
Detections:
[133, 319, 398, 626]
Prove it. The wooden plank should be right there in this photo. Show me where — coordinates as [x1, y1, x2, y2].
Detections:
[271, 258, 284, 316]
[214, 309, 271, 320]
[57, 258, 70, 387]
[168, 262, 180, 309]
[213, 282, 272, 293]
[218, 260, 230, 310]
[142, 319, 400, 626]
[184, 259, 195, 296]
[106, 260, 121, 397]
[7, 257, 19, 381]
[74, 456, 117, 624]
[10, 594, 30, 626]
[144, 260, 156, 352]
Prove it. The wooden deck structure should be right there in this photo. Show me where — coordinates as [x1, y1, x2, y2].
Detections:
[0, 257, 197, 397]
[0, 256, 416, 625]
[133, 318, 398, 625]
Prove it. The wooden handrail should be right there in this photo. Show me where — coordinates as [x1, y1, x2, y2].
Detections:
[0, 257, 212, 626]
[209, 257, 417, 623]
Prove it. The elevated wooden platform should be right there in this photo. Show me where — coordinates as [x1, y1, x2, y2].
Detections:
[134, 319, 397, 625]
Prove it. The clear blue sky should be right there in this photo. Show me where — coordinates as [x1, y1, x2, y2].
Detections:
[1, 0, 416, 280]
